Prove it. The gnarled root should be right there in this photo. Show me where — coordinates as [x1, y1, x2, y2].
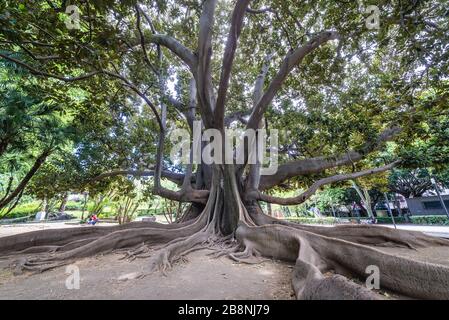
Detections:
[3, 180, 221, 275]
[235, 222, 449, 300]
[119, 243, 154, 261]
[9, 217, 207, 274]
[0, 219, 199, 256]
[248, 207, 449, 249]
[146, 230, 213, 275]
[293, 260, 381, 300]
[228, 246, 269, 264]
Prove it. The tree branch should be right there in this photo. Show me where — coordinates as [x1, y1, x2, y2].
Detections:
[134, 5, 159, 75]
[152, 97, 209, 204]
[0, 149, 52, 210]
[246, 31, 340, 130]
[89, 169, 185, 186]
[0, 53, 99, 82]
[147, 34, 198, 72]
[89, 168, 207, 204]
[253, 161, 400, 205]
[224, 110, 250, 126]
[214, 0, 251, 128]
[246, 7, 273, 14]
[197, 0, 218, 128]
[17, 44, 60, 61]
[259, 126, 401, 190]
[253, 53, 272, 107]
[244, 53, 273, 192]
[134, 5, 190, 131]
[102, 70, 163, 131]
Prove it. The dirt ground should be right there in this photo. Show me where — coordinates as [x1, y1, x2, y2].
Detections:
[0, 250, 294, 300]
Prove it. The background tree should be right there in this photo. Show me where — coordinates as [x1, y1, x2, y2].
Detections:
[0, 62, 74, 214]
[388, 168, 434, 198]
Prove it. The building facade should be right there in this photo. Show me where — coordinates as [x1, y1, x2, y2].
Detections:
[405, 195, 449, 216]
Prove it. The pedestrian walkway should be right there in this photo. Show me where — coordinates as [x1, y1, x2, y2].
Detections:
[383, 224, 449, 239]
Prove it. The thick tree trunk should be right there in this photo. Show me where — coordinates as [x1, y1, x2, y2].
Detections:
[220, 165, 243, 234]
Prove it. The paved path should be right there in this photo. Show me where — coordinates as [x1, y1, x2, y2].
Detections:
[0, 221, 116, 238]
[0, 216, 169, 238]
[382, 224, 449, 238]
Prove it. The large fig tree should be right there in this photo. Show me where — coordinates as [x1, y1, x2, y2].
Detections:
[1, 0, 449, 299]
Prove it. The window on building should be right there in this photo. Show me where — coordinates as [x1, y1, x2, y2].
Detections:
[423, 200, 449, 210]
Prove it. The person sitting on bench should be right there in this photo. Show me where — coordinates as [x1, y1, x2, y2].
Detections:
[87, 214, 99, 225]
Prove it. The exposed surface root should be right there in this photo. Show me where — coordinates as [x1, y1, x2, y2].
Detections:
[4, 216, 449, 299]
[0, 219, 197, 255]
[228, 247, 270, 265]
[235, 222, 449, 299]
[119, 243, 153, 261]
[3, 182, 220, 274]
[8, 217, 207, 274]
[249, 207, 449, 249]
[146, 231, 213, 275]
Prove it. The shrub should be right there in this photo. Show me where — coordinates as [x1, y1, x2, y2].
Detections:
[65, 201, 85, 211]
[2, 202, 41, 219]
[375, 217, 407, 224]
[285, 217, 338, 225]
[136, 209, 156, 217]
[410, 215, 449, 226]
[285, 215, 449, 226]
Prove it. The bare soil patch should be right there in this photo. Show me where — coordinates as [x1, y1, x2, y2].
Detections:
[0, 250, 294, 300]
